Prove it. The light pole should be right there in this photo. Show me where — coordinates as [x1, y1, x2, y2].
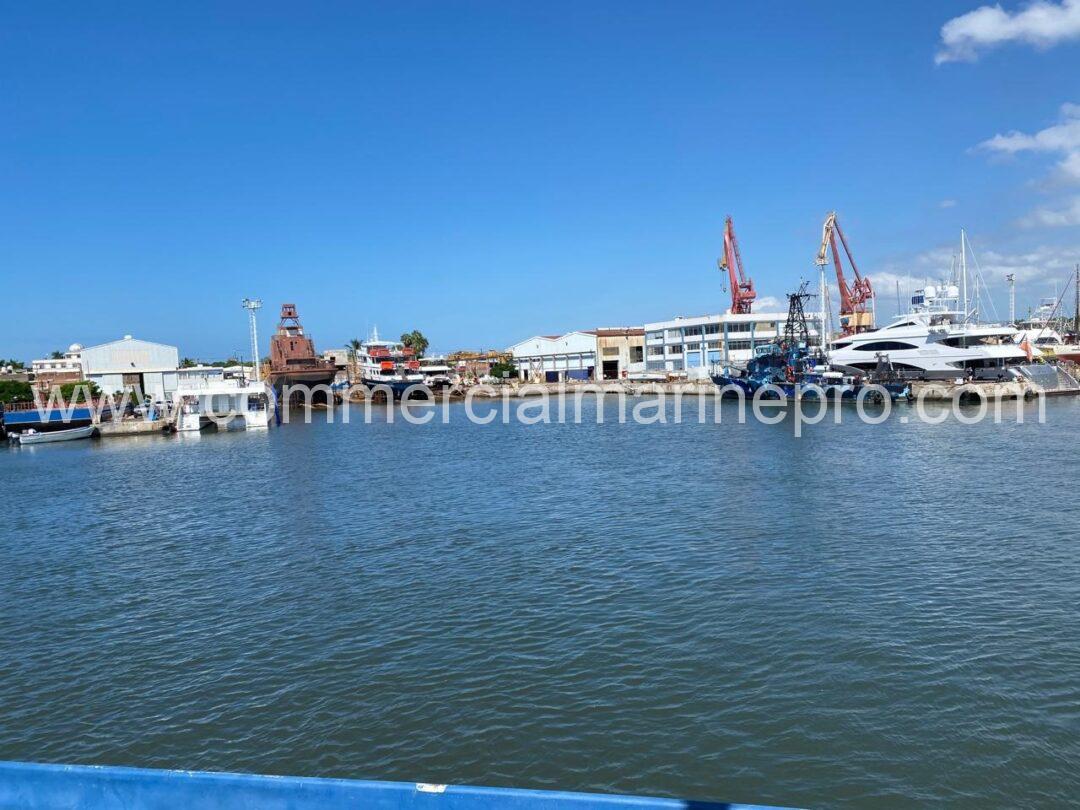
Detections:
[1005, 274, 1015, 324]
[242, 298, 263, 383]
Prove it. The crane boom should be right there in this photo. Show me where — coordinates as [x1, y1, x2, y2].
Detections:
[718, 216, 756, 314]
[815, 211, 873, 334]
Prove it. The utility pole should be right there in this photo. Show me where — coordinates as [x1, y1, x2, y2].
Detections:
[241, 298, 263, 383]
[1006, 274, 1015, 324]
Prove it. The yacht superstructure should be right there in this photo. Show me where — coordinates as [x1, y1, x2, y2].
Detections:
[829, 282, 1029, 379]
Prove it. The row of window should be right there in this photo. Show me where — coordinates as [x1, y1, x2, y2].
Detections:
[646, 322, 783, 341]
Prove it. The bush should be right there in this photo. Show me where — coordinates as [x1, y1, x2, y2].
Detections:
[0, 380, 33, 404]
[58, 381, 102, 401]
[489, 360, 518, 380]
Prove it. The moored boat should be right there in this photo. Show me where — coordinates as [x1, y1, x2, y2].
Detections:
[356, 328, 427, 399]
[11, 425, 97, 444]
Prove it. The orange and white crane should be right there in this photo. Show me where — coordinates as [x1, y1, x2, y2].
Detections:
[816, 212, 874, 335]
[717, 216, 756, 314]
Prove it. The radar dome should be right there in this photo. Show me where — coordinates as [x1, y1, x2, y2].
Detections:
[946, 285, 960, 299]
[924, 285, 938, 299]
[68, 343, 83, 353]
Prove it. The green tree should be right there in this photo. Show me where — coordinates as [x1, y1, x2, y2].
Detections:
[489, 358, 518, 380]
[0, 380, 33, 403]
[400, 330, 429, 358]
[179, 357, 198, 368]
[1, 359, 25, 370]
[58, 381, 101, 401]
[49, 350, 64, 360]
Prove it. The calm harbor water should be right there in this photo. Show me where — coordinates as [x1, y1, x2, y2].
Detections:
[2, 397, 1079, 808]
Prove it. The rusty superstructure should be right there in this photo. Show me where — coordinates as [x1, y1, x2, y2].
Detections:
[268, 304, 339, 403]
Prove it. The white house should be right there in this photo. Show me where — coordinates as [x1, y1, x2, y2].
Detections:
[509, 331, 597, 382]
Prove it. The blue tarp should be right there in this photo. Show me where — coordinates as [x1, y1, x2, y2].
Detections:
[0, 762, 788, 810]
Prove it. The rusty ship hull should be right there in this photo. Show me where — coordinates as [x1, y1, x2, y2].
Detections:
[268, 303, 339, 406]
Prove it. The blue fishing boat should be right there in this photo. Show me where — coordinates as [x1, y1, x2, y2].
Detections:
[712, 284, 867, 400]
[0, 761, 789, 810]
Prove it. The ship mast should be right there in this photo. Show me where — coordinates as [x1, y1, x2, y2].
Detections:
[960, 229, 969, 321]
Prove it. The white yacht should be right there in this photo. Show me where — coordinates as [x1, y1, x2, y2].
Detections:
[356, 328, 426, 398]
[829, 283, 1030, 380]
[1013, 298, 1069, 357]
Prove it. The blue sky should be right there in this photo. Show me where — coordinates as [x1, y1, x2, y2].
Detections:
[2, 1, 1079, 360]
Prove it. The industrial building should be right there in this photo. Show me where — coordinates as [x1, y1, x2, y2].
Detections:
[79, 336, 181, 400]
[510, 331, 597, 382]
[643, 312, 819, 380]
[595, 328, 646, 379]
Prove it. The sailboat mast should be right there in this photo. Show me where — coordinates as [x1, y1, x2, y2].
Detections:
[960, 229, 968, 320]
[1075, 264, 1080, 337]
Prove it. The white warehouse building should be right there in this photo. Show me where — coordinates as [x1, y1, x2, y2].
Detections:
[509, 331, 598, 382]
[644, 312, 819, 380]
[80, 335, 181, 401]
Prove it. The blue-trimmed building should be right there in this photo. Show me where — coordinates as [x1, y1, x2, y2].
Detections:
[643, 312, 819, 379]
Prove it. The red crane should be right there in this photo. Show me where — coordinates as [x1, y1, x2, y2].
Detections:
[816, 212, 874, 335]
[717, 216, 756, 314]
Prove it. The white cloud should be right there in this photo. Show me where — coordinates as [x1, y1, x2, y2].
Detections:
[936, 0, 1080, 64]
[1020, 195, 1080, 225]
[754, 295, 783, 310]
[874, 243, 1077, 291]
[939, 199, 958, 208]
[976, 102, 1080, 184]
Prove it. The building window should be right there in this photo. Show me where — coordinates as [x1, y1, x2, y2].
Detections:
[665, 329, 681, 341]
[704, 323, 720, 335]
[707, 340, 720, 349]
[728, 340, 752, 351]
[683, 326, 702, 337]
[630, 346, 644, 363]
[647, 346, 664, 357]
[602, 346, 619, 357]
[667, 345, 683, 355]
[646, 331, 663, 341]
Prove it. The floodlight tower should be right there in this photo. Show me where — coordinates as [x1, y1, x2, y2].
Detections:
[242, 298, 263, 382]
[1005, 274, 1015, 324]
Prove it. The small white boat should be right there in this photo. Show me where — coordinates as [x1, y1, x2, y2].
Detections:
[14, 425, 97, 445]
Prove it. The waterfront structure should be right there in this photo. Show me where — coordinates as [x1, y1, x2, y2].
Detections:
[30, 344, 84, 391]
[173, 375, 272, 432]
[79, 336, 181, 400]
[510, 331, 597, 382]
[595, 327, 646, 380]
[643, 312, 814, 380]
[321, 348, 352, 384]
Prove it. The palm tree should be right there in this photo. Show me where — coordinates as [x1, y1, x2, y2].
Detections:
[348, 337, 362, 383]
[400, 330, 429, 358]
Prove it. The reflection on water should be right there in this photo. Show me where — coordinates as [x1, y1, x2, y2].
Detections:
[2, 397, 1079, 808]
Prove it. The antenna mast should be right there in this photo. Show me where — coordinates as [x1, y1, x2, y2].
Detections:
[242, 298, 263, 382]
[1006, 274, 1016, 324]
